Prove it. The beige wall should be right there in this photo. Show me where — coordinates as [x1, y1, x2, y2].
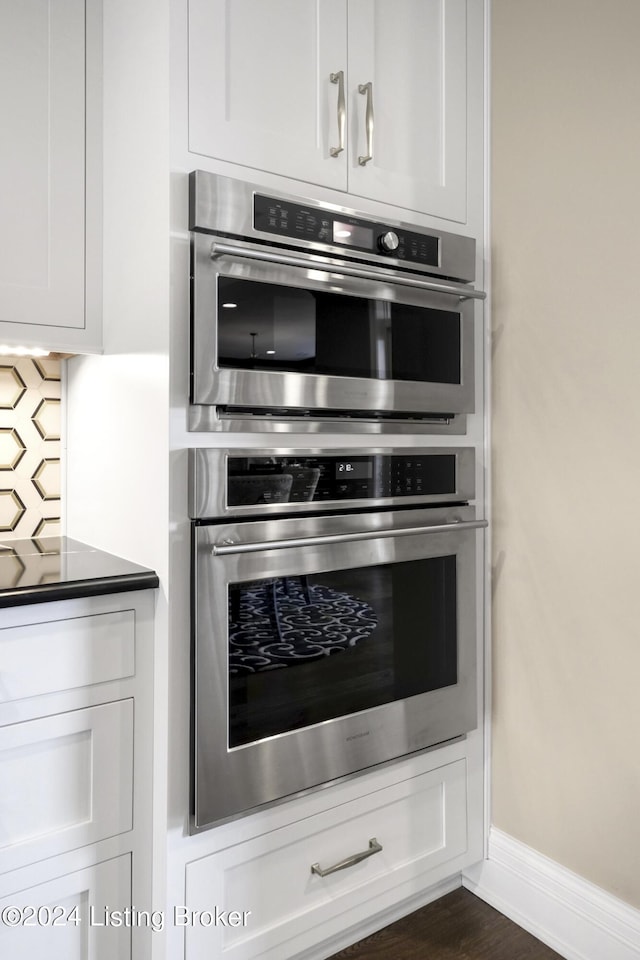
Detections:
[491, 0, 640, 908]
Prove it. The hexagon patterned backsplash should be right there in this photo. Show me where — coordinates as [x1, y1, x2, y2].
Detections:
[0, 358, 61, 539]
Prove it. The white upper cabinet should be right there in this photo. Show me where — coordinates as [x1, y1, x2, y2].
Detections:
[347, 0, 468, 221]
[0, 0, 101, 351]
[188, 0, 475, 223]
[188, 0, 348, 191]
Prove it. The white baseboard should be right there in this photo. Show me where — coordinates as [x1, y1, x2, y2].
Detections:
[463, 828, 640, 960]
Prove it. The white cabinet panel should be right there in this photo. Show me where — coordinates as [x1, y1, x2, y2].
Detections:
[0, 610, 135, 704]
[347, 0, 468, 221]
[187, 0, 476, 222]
[0, 700, 133, 874]
[0, 0, 86, 329]
[185, 759, 467, 960]
[0, 854, 131, 960]
[188, 0, 347, 190]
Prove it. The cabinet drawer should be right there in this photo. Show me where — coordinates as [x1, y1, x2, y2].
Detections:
[185, 758, 467, 960]
[0, 854, 131, 959]
[0, 610, 135, 703]
[0, 700, 133, 874]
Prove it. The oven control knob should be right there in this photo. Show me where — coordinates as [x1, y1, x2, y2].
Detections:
[378, 230, 400, 253]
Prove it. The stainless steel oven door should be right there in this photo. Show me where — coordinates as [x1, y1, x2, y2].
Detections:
[192, 505, 484, 830]
[191, 235, 476, 419]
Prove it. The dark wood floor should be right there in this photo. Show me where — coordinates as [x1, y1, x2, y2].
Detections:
[326, 888, 563, 960]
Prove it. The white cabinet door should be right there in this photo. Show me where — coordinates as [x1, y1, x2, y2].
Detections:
[0, 609, 135, 707]
[188, 0, 348, 190]
[0, 0, 86, 330]
[0, 855, 131, 960]
[0, 701, 134, 874]
[347, 0, 468, 221]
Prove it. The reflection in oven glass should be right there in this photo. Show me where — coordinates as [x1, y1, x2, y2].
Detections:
[217, 277, 462, 384]
[228, 558, 457, 747]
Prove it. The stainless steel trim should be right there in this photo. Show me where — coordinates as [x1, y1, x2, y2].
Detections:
[199, 504, 478, 550]
[311, 838, 383, 877]
[329, 70, 346, 157]
[190, 171, 477, 283]
[189, 446, 476, 519]
[358, 81, 374, 165]
[208, 238, 486, 301]
[211, 519, 488, 556]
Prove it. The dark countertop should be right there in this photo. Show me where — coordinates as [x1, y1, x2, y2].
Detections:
[0, 536, 159, 608]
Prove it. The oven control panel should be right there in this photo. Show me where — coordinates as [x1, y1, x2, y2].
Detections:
[254, 194, 440, 268]
[227, 453, 458, 507]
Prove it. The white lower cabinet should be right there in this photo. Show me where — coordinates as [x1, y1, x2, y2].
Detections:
[0, 700, 133, 875]
[0, 609, 136, 704]
[0, 855, 131, 960]
[185, 758, 467, 960]
[0, 590, 155, 960]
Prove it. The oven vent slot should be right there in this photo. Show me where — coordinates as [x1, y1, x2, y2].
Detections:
[217, 406, 454, 425]
[188, 404, 466, 434]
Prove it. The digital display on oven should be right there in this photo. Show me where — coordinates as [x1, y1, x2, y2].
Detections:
[335, 460, 373, 480]
[333, 221, 373, 249]
[227, 453, 457, 505]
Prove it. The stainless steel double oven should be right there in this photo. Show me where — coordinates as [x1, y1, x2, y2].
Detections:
[188, 174, 486, 831]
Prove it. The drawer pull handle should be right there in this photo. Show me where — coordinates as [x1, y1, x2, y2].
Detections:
[311, 838, 383, 878]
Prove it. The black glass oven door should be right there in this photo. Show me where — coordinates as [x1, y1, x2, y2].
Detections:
[228, 557, 458, 748]
[217, 277, 461, 386]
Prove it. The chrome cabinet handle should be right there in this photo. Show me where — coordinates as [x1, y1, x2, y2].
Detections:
[311, 838, 382, 878]
[211, 519, 488, 556]
[329, 70, 345, 157]
[358, 81, 374, 165]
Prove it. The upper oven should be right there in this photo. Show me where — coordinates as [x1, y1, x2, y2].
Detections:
[189, 172, 486, 433]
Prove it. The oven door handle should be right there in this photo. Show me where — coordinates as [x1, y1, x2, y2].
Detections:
[211, 518, 488, 556]
[209, 240, 486, 301]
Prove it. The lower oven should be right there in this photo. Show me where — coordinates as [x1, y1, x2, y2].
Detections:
[189, 447, 486, 831]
